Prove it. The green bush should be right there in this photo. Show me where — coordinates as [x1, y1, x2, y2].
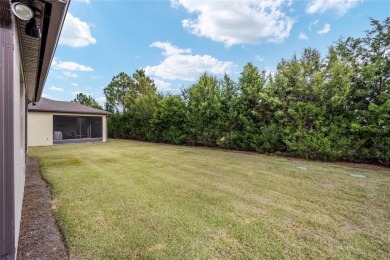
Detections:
[104, 18, 389, 166]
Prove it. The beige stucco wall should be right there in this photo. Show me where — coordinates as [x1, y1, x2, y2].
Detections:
[103, 115, 107, 142]
[13, 30, 25, 255]
[28, 112, 108, 146]
[28, 112, 53, 147]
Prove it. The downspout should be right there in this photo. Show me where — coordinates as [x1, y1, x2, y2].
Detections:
[26, 100, 29, 156]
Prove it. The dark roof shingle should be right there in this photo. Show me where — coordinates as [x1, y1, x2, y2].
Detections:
[28, 98, 110, 115]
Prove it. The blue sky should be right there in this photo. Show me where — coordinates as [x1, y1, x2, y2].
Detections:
[43, 0, 390, 105]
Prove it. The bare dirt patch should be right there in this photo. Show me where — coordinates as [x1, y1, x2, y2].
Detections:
[17, 157, 68, 260]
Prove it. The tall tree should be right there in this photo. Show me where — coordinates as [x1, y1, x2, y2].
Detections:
[333, 17, 390, 164]
[183, 73, 221, 146]
[151, 95, 186, 144]
[104, 70, 157, 114]
[234, 63, 268, 150]
[104, 72, 133, 113]
[72, 93, 103, 110]
[217, 74, 238, 148]
[128, 93, 161, 140]
[124, 69, 157, 106]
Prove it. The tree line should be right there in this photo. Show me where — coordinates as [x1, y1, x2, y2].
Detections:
[101, 18, 389, 166]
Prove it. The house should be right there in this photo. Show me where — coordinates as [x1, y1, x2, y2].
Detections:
[0, 1, 69, 258]
[28, 98, 110, 146]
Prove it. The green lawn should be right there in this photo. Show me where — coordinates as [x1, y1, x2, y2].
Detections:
[29, 139, 390, 259]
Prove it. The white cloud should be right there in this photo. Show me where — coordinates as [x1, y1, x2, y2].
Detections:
[306, 0, 360, 15]
[255, 55, 265, 62]
[298, 32, 309, 40]
[171, 0, 294, 46]
[145, 42, 234, 81]
[53, 59, 94, 71]
[55, 74, 66, 80]
[308, 20, 319, 31]
[59, 13, 96, 47]
[151, 41, 191, 56]
[63, 71, 78, 78]
[71, 82, 78, 86]
[49, 86, 64, 92]
[42, 93, 60, 100]
[75, 0, 90, 3]
[317, 23, 330, 34]
[153, 79, 172, 92]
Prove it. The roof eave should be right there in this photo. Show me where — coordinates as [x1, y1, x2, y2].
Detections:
[33, 0, 70, 103]
[16, 0, 70, 103]
[28, 109, 110, 116]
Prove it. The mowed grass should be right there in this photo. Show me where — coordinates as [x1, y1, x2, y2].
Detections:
[29, 139, 389, 259]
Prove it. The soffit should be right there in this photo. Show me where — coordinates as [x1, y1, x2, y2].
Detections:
[13, 0, 69, 102]
[14, 1, 44, 101]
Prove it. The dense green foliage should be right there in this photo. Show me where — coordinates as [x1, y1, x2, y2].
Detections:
[104, 18, 389, 166]
[72, 93, 103, 110]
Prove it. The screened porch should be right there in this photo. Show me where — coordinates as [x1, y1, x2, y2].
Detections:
[53, 115, 103, 144]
